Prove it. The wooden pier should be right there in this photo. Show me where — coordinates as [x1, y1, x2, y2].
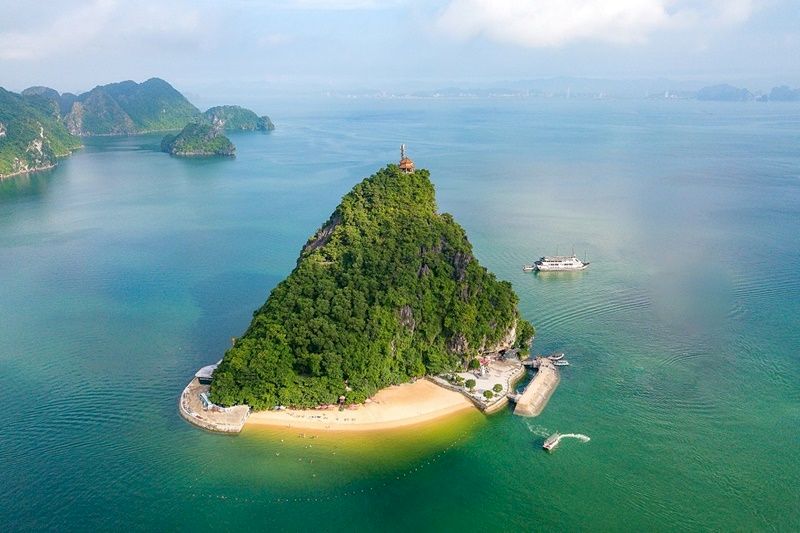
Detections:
[513, 358, 560, 417]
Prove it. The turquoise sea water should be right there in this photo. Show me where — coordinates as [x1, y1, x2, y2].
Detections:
[1, 99, 799, 531]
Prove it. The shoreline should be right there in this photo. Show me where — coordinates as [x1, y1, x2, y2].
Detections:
[0, 149, 80, 181]
[0, 163, 56, 181]
[245, 380, 475, 432]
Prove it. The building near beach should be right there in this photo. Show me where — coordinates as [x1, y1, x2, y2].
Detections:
[195, 362, 220, 385]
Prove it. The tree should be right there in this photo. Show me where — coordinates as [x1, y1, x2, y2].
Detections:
[483, 390, 494, 399]
[465, 379, 476, 391]
[515, 320, 536, 356]
[468, 358, 480, 370]
[492, 383, 503, 393]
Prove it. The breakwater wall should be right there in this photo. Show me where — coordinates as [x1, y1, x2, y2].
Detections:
[513, 359, 560, 417]
[179, 377, 250, 434]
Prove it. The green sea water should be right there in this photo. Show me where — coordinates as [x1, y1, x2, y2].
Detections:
[1, 99, 798, 531]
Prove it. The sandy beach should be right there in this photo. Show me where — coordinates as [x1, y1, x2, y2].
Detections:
[245, 379, 475, 432]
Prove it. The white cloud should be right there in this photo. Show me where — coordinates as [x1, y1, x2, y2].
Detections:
[0, 0, 205, 61]
[290, 0, 394, 7]
[0, 0, 116, 60]
[251, 0, 404, 10]
[436, 0, 758, 48]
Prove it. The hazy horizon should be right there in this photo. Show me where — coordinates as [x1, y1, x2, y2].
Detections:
[1, 0, 799, 98]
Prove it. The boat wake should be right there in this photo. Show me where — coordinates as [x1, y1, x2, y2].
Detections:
[524, 423, 591, 446]
[524, 422, 551, 438]
[557, 433, 591, 444]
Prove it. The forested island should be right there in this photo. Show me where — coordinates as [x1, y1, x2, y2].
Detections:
[0, 88, 81, 178]
[203, 105, 275, 131]
[161, 121, 235, 157]
[0, 78, 274, 178]
[209, 164, 534, 410]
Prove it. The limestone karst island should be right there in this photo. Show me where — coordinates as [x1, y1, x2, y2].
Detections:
[179, 148, 560, 433]
[0, 78, 274, 178]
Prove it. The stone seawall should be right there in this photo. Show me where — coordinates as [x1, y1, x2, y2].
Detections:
[513, 359, 560, 417]
[179, 378, 250, 434]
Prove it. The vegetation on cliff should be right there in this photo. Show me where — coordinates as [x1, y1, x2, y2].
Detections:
[2, 78, 275, 175]
[0, 88, 81, 178]
[62, 78, 200, 135]
[160, 122, 235, 157]
[210, 166, 534, 409]
[202, 105, 275, 131]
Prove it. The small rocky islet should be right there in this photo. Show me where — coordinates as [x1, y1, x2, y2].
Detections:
[160, 121, 235, 157]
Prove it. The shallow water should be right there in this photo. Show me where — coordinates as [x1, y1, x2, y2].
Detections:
[1, 98, 799, 531]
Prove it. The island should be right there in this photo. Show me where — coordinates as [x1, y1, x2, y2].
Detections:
[59, 78, 200, 136]
[764, 85, 800, 102]
[203, 105, 275, 131]
[179, 148, 537, 433]
[160, 121, 235, 157]
[696, 84, 754, 102]
[0, 77, 275, 177]
[0, 88, 81, 179]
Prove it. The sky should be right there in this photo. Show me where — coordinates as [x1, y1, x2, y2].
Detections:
[1, 0, 799, 96]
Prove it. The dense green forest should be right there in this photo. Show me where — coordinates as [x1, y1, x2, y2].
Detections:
[0, 88, 81, 177]
[210, 166, 534, 409]
[160, 122, 235, 156]
[62, 78, 201, 135]
[203, 105, 275, 131]
[1, 78, 274, 175]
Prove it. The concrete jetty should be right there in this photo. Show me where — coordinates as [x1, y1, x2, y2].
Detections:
[179, 377, 250, 433]
[513, 358, 560, 417]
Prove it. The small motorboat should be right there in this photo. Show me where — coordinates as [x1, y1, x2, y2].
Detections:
[543, 433, 561, 451]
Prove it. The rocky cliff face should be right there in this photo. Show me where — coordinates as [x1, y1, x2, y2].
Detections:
[447, 320, 518, 356]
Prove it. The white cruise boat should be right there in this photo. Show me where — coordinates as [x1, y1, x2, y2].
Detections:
[534, 255, 589, 272]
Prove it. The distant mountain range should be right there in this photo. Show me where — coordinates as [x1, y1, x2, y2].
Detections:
[695, 84, 800, 102]
[1, 78, 275, 178]
[328, 78, 800, 102]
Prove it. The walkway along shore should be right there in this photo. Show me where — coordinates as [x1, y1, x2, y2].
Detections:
[427, 359, 527, 415]
[178, 377, 250, 433]
[180, 357, 534, 434]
